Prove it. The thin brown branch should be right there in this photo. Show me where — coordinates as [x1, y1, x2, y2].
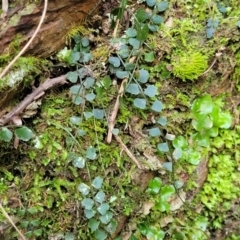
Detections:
[200, 50, 223, 77]
[0, 203, 26, 240]
[113, 19, 120, 38]
[106, 56, 136, 143]
[2, 0, 9, 13]
[114, 134, 143, 169]
[107, 79, 127, 143]
[200, 57, 217, 76]
[0, 75, 67, 126]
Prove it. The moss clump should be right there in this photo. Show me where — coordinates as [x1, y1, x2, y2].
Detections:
[64, 25, 92, 45]
[92, 44, 109, 62]
[171, 51, 208, 81]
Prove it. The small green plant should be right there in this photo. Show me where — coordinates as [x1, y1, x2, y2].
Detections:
[147, 177, 175, 213]
[172, 135, 201, 165]
[129, 177, 176, 240]
[191, 94, 232, 147]
[206, 2, 240, 39]
[78, 174, 117, 239]
[18, 206, 44, 239]
[169, 94, 232, 166]
[168, 216, 209, 240]
[206, 18, 219, 39]
[64, 35, 117, 239]
[137, 223, 165, 240]
[0, 126, 34, 142]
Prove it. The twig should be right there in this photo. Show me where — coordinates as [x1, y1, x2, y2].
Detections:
[114, 134, 143, 169]
[0, 203, 26, 240]
[107, 79, 127, 143]
[107, 56, 136, 143]
[0, 75, 67, 126]
[0, 0, 48, 79]
[2, 0, 8, 13]
[200, 51, 222, 77]
[200, 57, 217, 76]
[113, 19, 120, 38]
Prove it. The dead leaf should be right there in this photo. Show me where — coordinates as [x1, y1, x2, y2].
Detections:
[141, 201, 155, 215]
[160, 215, 174, 228]
[169, 190, 186, 211]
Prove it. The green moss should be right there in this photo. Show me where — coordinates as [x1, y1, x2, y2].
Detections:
[92, 44, 109, 62]
[0, 32, 49, 91]
[0, 34, 22, 66]
[200, 154, 239, 211]
[0, 53, 12, 66]
[172, 51, 208, 81]
[8, 4, 36, 26]
[0, 56, 49, 90]
[194, 127, 240, 231]
[65, 25, 91, 45]
[233, 50, 240, 91]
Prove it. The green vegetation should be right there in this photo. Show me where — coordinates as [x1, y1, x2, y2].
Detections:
[0, 56, 49, 90]
[0, 33, 49, 91]
[172, 51, 208, 81]
[0, 0, 240, 239]
[198, 126, 240, 229]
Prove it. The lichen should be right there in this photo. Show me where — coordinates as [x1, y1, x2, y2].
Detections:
[171, 51, 208, 81]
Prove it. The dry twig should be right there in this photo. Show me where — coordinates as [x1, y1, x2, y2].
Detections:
[107, 79, 127, 143]
[114, 134, 143, 169]
[0, 75, 67, 126]
[107, 57, 136, 143]
[0, 203, 26, 240]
